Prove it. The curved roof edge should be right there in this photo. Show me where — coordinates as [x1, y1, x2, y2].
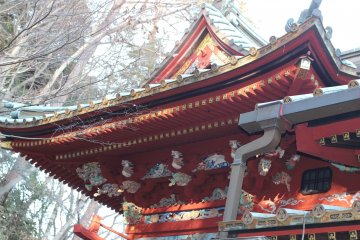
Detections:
[0, 18, 358, 131]
[144, 3, 265, 85]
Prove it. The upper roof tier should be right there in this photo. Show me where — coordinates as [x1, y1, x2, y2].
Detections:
[0, 14, 357, 134]
[145, 3, 267, 84]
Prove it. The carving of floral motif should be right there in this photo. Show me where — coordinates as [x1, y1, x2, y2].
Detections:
[96, 183, 121, 197]
[123, 202, 142, 224]
[265, 146, 285, 159]
[319, 192, 350, 205]
[202, 187, 228, 202]
[76, 162, 106, 191]
[229, 140, 241, 160]
[193, 154, 229, 172]
[121, 160, 134, 178]
[258, 158, 272, 176]
[285, 154, 300, 170]
[150, 194, 185, 208]
[142, 163, 172, 179]
[121, 180, 141, 194]
[144, 207, 223, 224]
[272, 171, 291, 192]
[169, 172, 192, 187]
[171, 150, 184, 169]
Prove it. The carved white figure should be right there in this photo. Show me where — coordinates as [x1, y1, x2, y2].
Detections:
[272, 171, 291, 192]
[208, 154, 227, 167]
[171, 150, 184, 169]
[258, 158, 272, 176]
[150, 194, 185, 208]
[229, 140, 241, 160]
[121, 180, 141, 194]
[169, 172, 192, 187]
[193, 154, 229, 172]
[122, 160, 134, 178]
[202, 187, 228, 202]
[142, 163, 172, 179]
[265, 146, 285, 159]
[239, 191, 254, 213]
[285, 154, 301, 170]
[76, 162, 106, 191]
[95, 183, 121, 197]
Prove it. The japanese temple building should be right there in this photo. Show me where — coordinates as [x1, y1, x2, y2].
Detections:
[1, 1, 360, 239]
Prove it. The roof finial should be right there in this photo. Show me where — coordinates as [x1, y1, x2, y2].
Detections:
[285, 0, 323, 33]
[212, 0, 236, 16]
[298, 0, 322, 24]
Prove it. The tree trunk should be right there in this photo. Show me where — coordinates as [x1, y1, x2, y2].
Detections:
[0, 156, 35, 204]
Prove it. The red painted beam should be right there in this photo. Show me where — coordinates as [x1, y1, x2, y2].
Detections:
[236, 223, 360, 238]
[73, 224, 105, 240]
[296, 122, 360, 166]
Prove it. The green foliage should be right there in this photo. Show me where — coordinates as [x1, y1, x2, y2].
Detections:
[0, 171, 47, 240]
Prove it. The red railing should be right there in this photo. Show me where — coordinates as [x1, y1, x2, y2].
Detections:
[74, 215, 130, 240]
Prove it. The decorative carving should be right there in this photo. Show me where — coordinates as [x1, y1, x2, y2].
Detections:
[142, 163, 172, 179]
[241, 210, 254, 225]
[269, 36, 277, 45]
[328, 232, 336, 240]
[258, 199, 276, 214]
[121, 160, 134, 177]
[285, 154, 300, 170]
[144, 207, 222, 224]
[76, 162, 106, 191]
[285, 18, 295, 33]
[319, 193, 350, 204]
[150, 194, 185, 208]
[278, 198, 304, 208]
[331, 163, 360, 172]
[193, 154, 229, 172]
[249, 47, 257, 56]
[171, 150, 184, 169]
[289, 22, 298, 32]
[95, 183, 121, 197]
[169, 172, 192, 187]
[272, 172, 291, 192]
[265, 146, 285, 159]
[239, 191, 254, 213]
[229, 140, 241, 160]
[258, 158, 272, 176]
[202, 187, 228, 202]
[351, 191, 360, 204]
[123, 202, 142, 224]
[325, 26, 333, 40]
[312, 204, 325, 218]
[350, 231, 358, 240]
[352, 200, 360, 213]
[276, 208, 289, 222]
[121, 180, 141, 194]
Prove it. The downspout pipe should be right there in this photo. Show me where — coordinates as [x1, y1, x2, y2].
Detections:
[220, 101, 286, 238]
[222, 125, 283, 222]
[220, 86, 360, 238]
